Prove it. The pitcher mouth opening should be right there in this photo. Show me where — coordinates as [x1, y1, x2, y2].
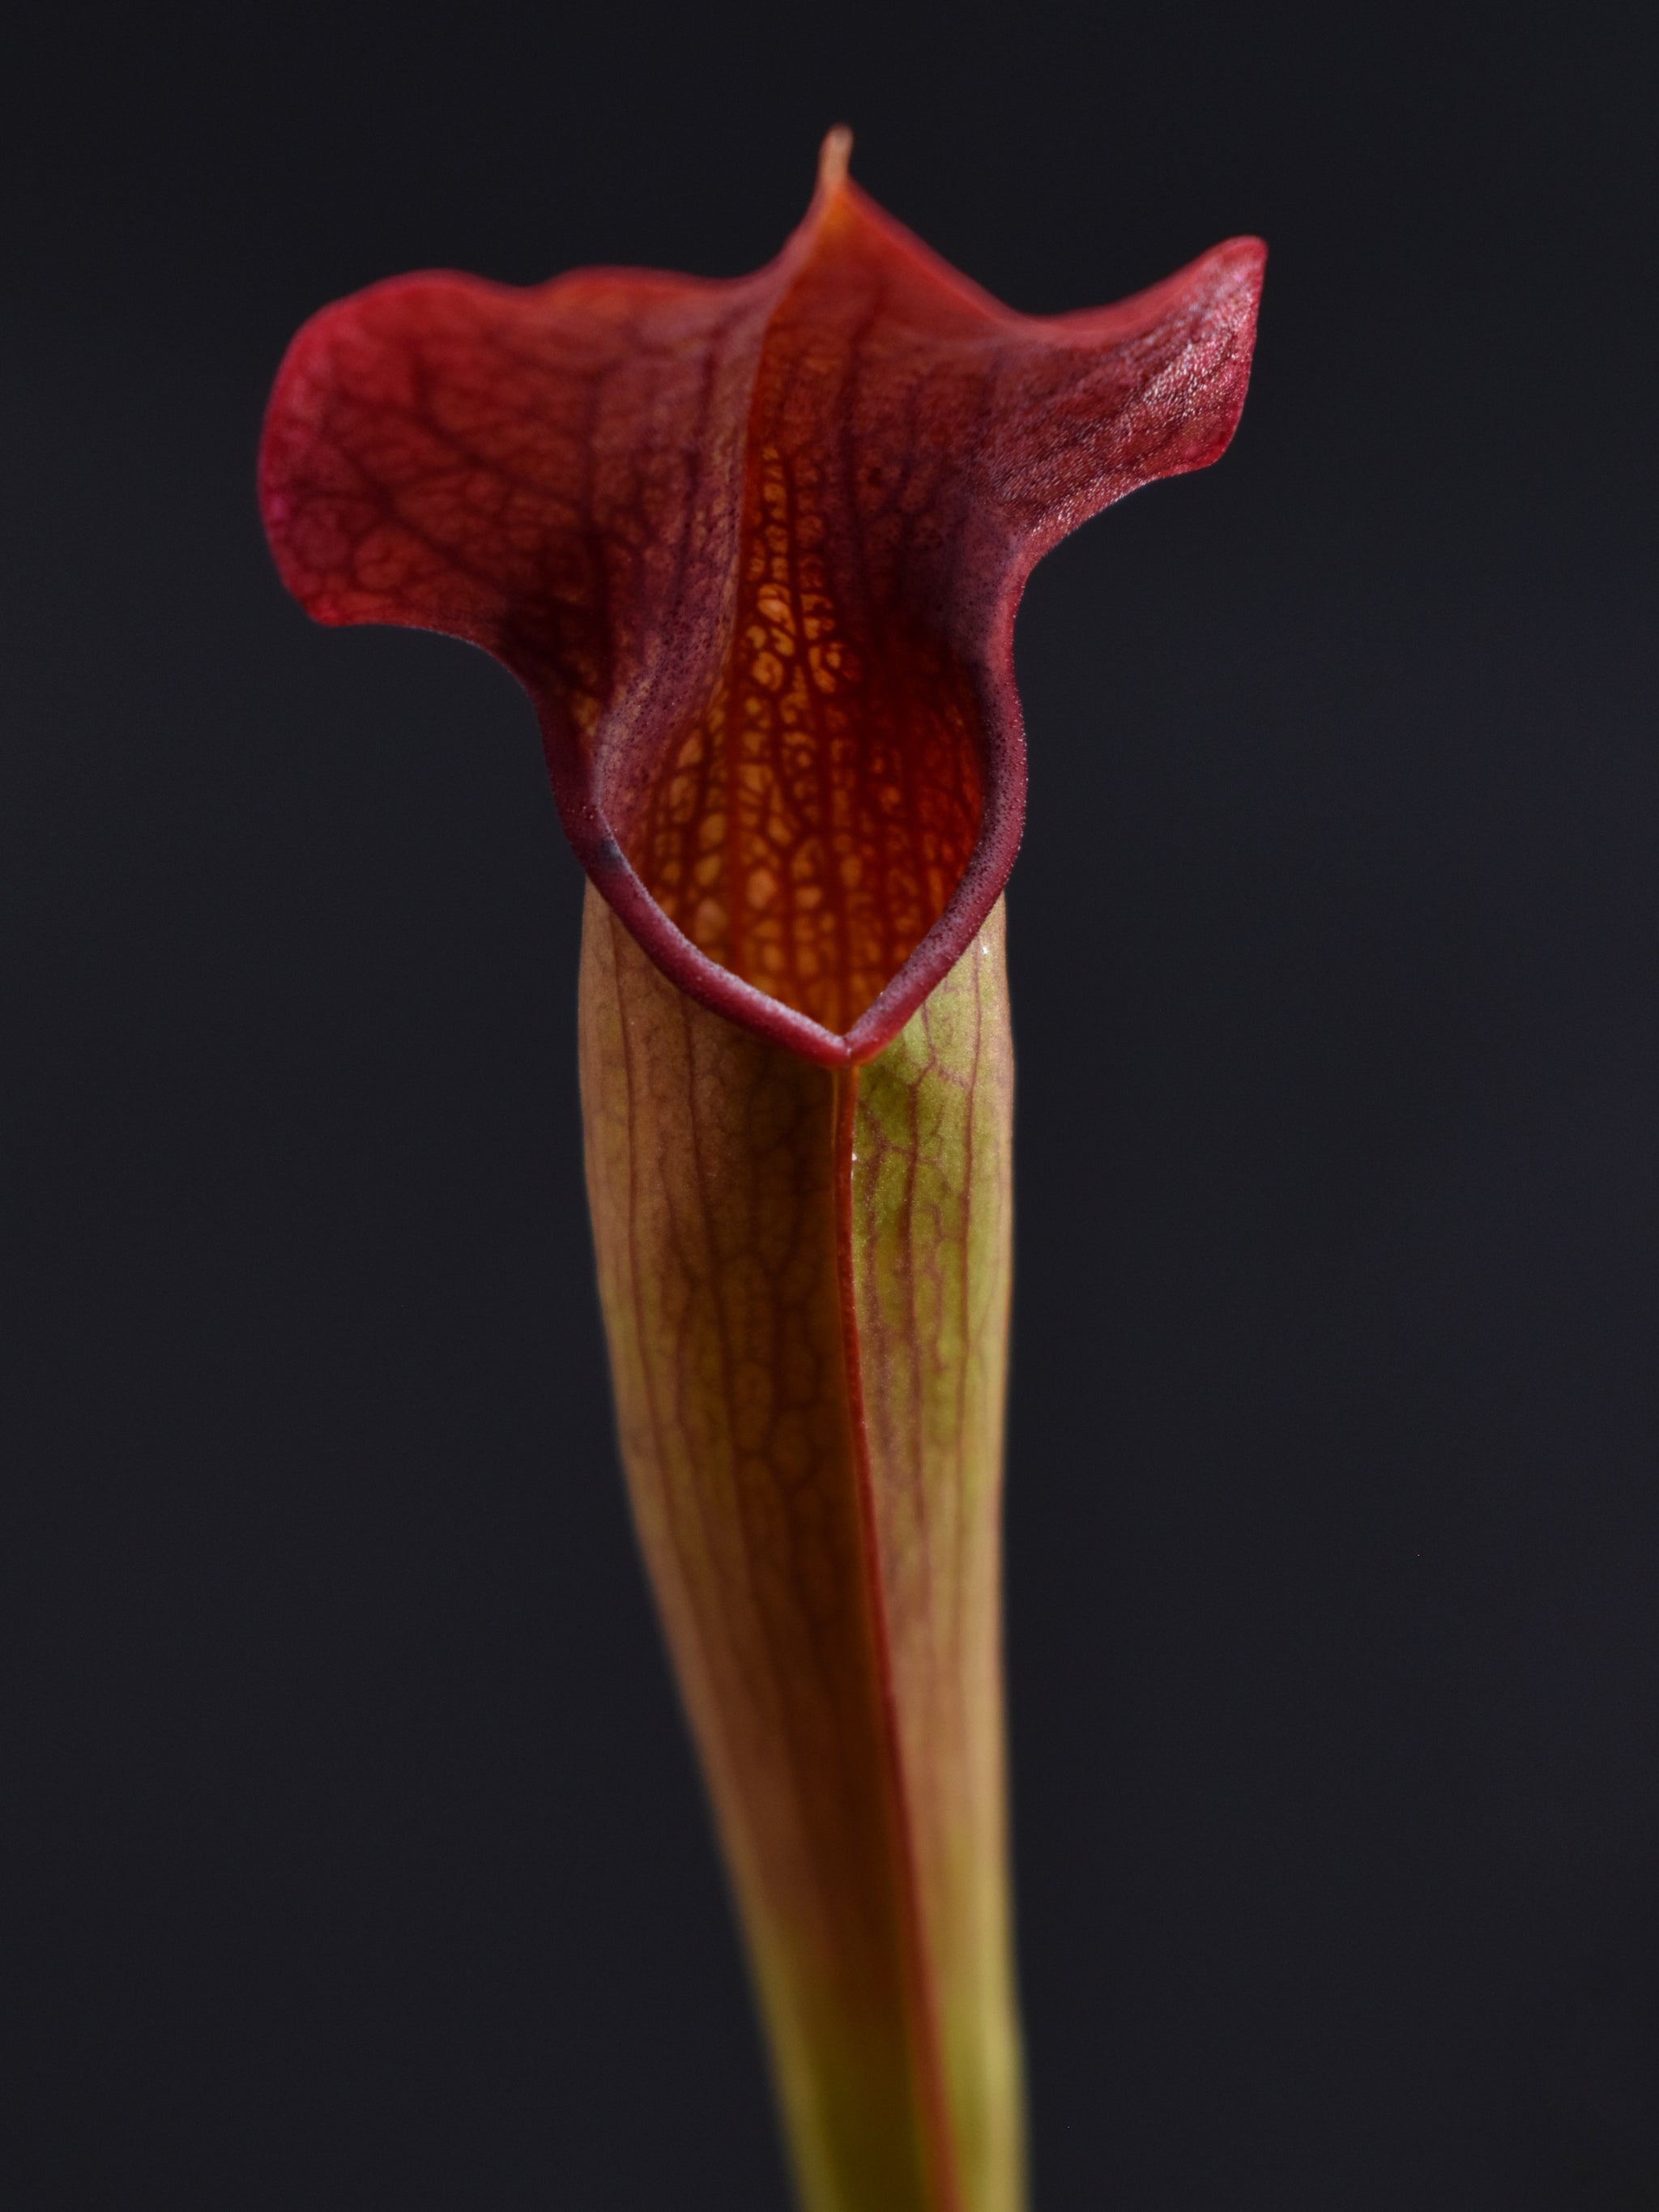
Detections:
[259, 130, 1263, 1065]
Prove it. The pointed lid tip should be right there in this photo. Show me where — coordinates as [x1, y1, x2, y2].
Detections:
[817, 126, 853, 194]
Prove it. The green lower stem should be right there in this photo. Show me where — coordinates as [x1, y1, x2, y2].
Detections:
[578, 885, 1021, 2212]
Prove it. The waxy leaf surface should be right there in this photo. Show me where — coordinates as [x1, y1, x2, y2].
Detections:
[579, 886, 1016, 2212]
[260, 133, 1264, 1063]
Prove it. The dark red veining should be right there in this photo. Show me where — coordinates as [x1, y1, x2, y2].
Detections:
[259, 130, 1264, 1064]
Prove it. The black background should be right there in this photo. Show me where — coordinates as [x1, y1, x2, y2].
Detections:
[6, 2, 1656, 2204]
